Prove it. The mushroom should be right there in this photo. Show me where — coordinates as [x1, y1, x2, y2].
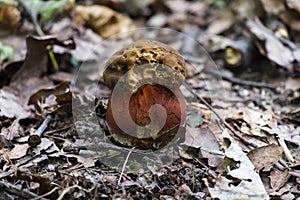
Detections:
[101, 39, 187, 150]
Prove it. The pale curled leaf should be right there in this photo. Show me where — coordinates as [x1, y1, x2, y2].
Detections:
[206, 130, 269, 200]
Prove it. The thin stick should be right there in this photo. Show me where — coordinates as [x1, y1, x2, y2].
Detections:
[276, 134, 295, 163]
[183, 82, 258, 148]
[31, 186, 58, 200]
[57, 185, 78, 200]
[118, 147, 135, 185]
[28, 115, 52, 147]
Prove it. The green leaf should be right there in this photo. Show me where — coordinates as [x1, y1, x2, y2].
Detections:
[40, 0, 66, 24]
[0, 42, 14, 63]
[187, 112, 203, 128]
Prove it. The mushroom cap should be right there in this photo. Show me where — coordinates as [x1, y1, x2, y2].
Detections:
[103, 39, 186, 90]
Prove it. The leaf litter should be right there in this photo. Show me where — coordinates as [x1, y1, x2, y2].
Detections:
[0, 0, 299, 199]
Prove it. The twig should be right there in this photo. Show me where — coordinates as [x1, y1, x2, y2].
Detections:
[183, 82, 258, 148]
[57, 185, 78, 200]
[0, 180, 48, 200]
[28, 115, 52, 147]
[31, 186, 58, 200]
[118, 147, 135, 185]
[276, 134, 295, 163]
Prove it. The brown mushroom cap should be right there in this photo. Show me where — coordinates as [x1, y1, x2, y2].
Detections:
[103, 39, 186, 90]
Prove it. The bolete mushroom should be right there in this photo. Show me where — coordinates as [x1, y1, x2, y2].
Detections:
[101, 39, 187, 150]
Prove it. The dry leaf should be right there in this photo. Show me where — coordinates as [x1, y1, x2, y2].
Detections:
[73, 5, 135, 39]
[270, 168, 290, 191]
[183, 128, 223, 167]
[259, 0, 285, 15]
[28, 81, 70, 114]
[246, 18, 300, 69]
[285, 78, 300, 91]
[6, 143, 30, 160]
[0, 89, 31, 119]
[205, 130, 269, 200]
[11, 35, 75, 83]
[0, 3, 21, 30]
[285, 0, 300, 14]
[206, 11, 233, 35]
[0, 119, 24, 140]
[247, 144, 283, 171]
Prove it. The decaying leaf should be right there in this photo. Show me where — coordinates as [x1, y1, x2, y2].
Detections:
[206, 10, 233, 35]
[28, 81, 70, 114]
[183, 127, 223, 167]
[205, 129, 269, 200]
[16, 167, 53, 194]
[73, 5, 135, 39]
[0, 119, 24, 140]
[247, 144, 283, 171]
[259, 0, 285, 15]
[11, 35, 75, 83]
[0, 89, 31, 119]
[246, 18, 300, 69]
[270, 168, 290, 191]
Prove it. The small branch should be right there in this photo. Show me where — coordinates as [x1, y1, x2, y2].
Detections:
[57, 185, 78, 200]
[276, 134, 295, 163]
[28, 115, 52, 147]
[118, 147, 135, 185]
[31, 187, 58, 200]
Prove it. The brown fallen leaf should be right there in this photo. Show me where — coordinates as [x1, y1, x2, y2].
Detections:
[73, 5, 135, 39]
[206, 10, 233, 35]
[11, 35, 75, 84]
[28, 81, 70, 115]
[205, 130, 269, 200]
[247, 144, 283, 171]
[270, 168, 290, 191]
